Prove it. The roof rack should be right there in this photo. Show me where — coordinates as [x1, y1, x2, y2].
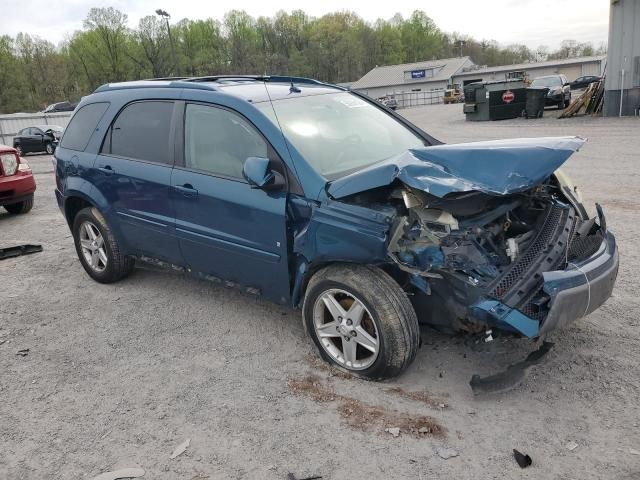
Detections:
[94, 75, 345, 94]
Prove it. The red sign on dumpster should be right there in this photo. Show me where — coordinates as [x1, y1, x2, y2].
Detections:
[502, 90, 515, 104]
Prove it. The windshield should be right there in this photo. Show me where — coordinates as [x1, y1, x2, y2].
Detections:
[257, 92, 425, 178]
[531, 76, 562, 88]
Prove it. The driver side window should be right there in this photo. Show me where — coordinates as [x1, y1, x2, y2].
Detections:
[184, 103, 268, 179]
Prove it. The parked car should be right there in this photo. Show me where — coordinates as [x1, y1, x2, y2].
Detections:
[54, 76, 619, 380]
[43, 101, 77, 113]
[570, 75, 602, 90]
[530, 74, 571, 109]
[0, 144, 35, 214]
[377, 95, 398, 110]
[13, 125, 63, 156]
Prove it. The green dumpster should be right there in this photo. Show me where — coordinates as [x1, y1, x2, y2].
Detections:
[463, 80, 526, 121]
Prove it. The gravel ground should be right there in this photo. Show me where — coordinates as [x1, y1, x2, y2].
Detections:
[1, 104, 639, 479]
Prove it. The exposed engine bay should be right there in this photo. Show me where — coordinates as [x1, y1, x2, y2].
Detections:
[339, 175, 606, 335]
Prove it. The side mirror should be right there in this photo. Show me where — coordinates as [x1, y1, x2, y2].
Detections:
[242, 156, 285, 191]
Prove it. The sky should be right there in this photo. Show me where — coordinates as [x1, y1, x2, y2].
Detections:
[0, 0, 610, 50]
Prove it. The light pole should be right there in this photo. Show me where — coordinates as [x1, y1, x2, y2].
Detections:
[155, 9, 180, 76]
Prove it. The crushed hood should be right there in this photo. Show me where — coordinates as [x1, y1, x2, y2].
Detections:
[327, 136, 586, 199]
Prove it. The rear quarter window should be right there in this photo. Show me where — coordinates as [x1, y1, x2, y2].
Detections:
[60, 102, 110, 151]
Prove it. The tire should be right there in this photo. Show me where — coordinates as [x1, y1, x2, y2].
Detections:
[15, 145, 24, 157]
[45, 142, 54, 155]
[4, 194, 34, 214]
[303, 264, 420, 380]
[72, 206, 134, 283]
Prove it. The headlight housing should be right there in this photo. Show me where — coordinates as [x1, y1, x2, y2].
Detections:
[0, 153, 18, 176]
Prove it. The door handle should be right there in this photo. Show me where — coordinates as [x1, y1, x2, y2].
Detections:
[174, 184, 198, 198]
[97, 165, 114, 175]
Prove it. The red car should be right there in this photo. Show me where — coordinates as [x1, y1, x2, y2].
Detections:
[0, 144, 36, 214]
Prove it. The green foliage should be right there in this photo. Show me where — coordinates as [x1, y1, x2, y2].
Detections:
[0, 7, 605, 113]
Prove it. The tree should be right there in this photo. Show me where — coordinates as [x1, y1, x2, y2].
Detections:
[0, 8, 609, 114]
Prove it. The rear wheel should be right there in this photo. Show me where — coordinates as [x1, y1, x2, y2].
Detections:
[303, 264, 420, 380]
[72, 207, 134, 283]
[4, 194, 34, 214]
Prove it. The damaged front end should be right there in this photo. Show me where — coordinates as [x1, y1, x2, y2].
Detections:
[324, 136, 619, 339]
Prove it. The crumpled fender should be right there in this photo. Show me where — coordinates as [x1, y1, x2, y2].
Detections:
[327, 136, 586, 199]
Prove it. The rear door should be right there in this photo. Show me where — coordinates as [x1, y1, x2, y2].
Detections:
[94, 100, 181, 264]
[171, 102, 290, 304]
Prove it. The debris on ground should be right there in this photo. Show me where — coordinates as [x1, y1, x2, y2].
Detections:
[0, 244, 43, 260]
[91, 467, 145, 480]
[513, 449, 532, 468]
[286, 473, 322, 480]
[288, 375, 445, 438]
[436, 446, 459, 459]
[16, 349, 29, 357]
[629, 448, 640, 456]
[385, 427, 400, 437]
[565, 441, 579, 451]
[560, 80, 605, 118]
[170, 438, 190, 459]
[469, 341, 554, 394]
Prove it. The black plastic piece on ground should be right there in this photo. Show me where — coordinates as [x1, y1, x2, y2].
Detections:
[513, 449, 532, 468]
[469, 341, 554, 394]
[0, 244, 43, 260]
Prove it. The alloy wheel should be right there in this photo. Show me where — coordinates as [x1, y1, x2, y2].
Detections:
[312, 288, 380, 370]
[45, 143, 53, 154]
[79, 221, 108, 272]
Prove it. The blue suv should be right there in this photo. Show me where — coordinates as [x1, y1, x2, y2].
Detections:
[55, 76, 618, 380]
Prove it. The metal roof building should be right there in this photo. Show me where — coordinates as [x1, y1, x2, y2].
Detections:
[604, 0, 640, 116]
[452, 56, 605, 86]
[350, 57, 474, 99]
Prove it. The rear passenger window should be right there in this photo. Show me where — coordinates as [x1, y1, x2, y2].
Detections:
[184, 103, 268, 178]
[103, 101, 174, 164]
[60, 102, 109, 151]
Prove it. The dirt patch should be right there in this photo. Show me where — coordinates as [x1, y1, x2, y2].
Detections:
[287, 374, 337, 402]
[288, 375, 445, 438]
[337, 397, 445, 437]
[303, 354, 353, 379]
[384, 386, 449, 409]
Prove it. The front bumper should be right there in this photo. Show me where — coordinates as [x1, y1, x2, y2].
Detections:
[471, 207, 619, 338]
[0, 172, 36, 206]
[539, 229, 618, 334]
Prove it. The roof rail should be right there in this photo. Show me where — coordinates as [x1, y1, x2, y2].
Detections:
[179, 74, 344, 90]
[93, 75, 345, 94]
[94, 80, 217, 93]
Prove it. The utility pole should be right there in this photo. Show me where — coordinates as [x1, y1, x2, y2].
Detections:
[155, 9, 181, 76]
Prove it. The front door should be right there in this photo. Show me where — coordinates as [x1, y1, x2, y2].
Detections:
[93, 100, 181, 264]
[171, 102, 290, 304]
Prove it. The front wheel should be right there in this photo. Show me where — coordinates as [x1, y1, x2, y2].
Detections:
[45, 142, 54, 155]
[4, 194, 33, 214]
[303, 264, 420, 380]
[72, 207, 134, 283]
